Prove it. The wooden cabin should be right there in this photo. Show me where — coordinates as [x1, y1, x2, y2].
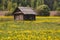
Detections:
[12, 7, 36, 20]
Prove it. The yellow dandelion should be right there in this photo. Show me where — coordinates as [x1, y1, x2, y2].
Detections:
[7, 31, 12, 34]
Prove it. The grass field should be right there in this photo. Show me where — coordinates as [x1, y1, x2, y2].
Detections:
[0, 16, 60, 40]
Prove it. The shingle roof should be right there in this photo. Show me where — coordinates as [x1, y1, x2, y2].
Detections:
[18, 7, 36, 14]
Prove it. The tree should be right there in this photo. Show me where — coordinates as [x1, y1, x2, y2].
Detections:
[53, 0, 58, 10]
[36, 0, 44, 8]
[44, 0, 54, 10]
[2, 0, 6, 10]
[36, 5, 50, 16]
[31, 0, 35, 8]
[0, 0, 59, 11]
[7, 0, 12, 11]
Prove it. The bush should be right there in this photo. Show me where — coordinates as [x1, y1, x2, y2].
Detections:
[56, 7, 60, 11]
[36, 5, 50, 16]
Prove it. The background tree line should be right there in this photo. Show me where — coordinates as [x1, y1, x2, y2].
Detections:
[0, 0, 60, 11]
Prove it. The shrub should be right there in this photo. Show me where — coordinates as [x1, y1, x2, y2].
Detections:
[56, 7, 60, 11]
[36, 5, 50, 16]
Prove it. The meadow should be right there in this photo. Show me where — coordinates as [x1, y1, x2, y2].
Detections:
[0, 16, 60, 40]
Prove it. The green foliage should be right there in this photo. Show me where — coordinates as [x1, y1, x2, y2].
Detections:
[12, 3, 17, 11]
[2, 0, 5, 10]
[0, 0, 59, 11]
[56, 1, 60, 11]
[36, 5, 50, 16]
[7, 0, 12, 11]
[56, 7, 60, 11]
[53, 0, 57, 10]
[0, 0, 45, 11]
[0, 4, 3, 10]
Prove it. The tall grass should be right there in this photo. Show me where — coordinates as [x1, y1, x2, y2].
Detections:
[0, 16, 60, 22]
[0, 16, 14, 21]
[0, 16, 60, 40]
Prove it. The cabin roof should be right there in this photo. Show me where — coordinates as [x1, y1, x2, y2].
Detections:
[14, 7, 36, 15]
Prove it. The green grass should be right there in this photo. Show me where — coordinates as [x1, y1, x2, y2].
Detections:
[0, 21, 60, 30]
[0, 17, 60, 40]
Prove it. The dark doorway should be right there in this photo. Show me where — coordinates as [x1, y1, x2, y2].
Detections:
[24, 14, 35, 20]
